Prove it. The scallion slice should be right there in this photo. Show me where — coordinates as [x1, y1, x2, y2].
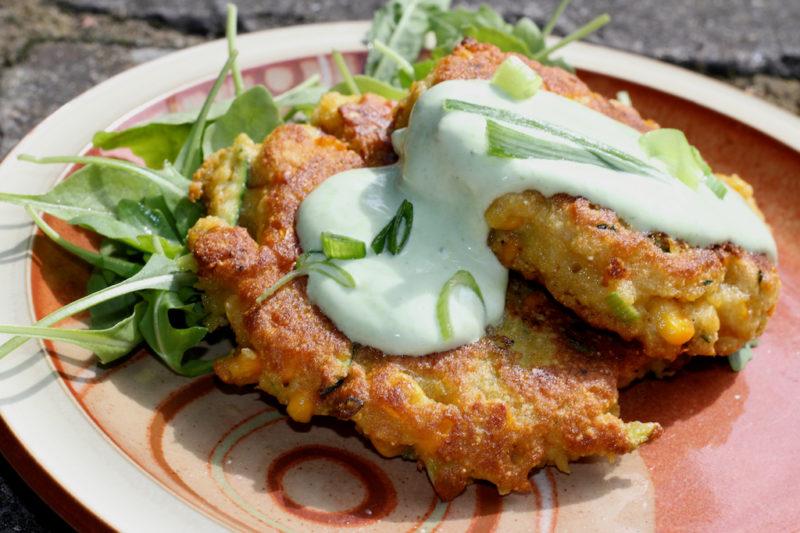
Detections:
[604, 291, 640, 322]
[728, 339, 758, 371]
[490, 56, 543, 100]
[436, 270, 485, 340]
[486, 119, 607, 166]
[444, 99, 663, 178]
[639, 129, 707, 190]
[321, 232, 366, 260]
[703, 174, 728, 199]
[371, 199, 414, 255]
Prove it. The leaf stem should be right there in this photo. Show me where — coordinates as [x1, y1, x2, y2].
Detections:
[534, 14, 610, 61]
[542, 0, 573, 38]
[25, 206, 140, 278]
[332, 50, 360, 96]
[273, 74, 322, 106]
[226, 4, 245, 96]
[370, 39, 415, 77]
[17, 154, 187, 198]
[174, 52, 238, 177]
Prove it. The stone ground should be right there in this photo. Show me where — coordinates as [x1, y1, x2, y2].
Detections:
[0, 0, 798, 530]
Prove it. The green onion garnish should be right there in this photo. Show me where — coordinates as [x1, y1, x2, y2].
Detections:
[437, 270, 485, 340]
[639, 129, 717, 192]
[490, 56, 543, 100]
[604, 291, 640, 322]
[703, 174, 728, 199]
[321, 232, 366, 260]
[616, 90, 632, 106]
[728, 339, 758, 371]
[444, 99, 663, 178]
[486, 119, 608, 166]
[371, 199, 414, 255]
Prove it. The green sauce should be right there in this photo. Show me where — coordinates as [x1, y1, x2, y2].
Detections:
[296, 80, 777, 356]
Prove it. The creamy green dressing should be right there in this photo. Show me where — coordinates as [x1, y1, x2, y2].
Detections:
[295, 79, 777, 356]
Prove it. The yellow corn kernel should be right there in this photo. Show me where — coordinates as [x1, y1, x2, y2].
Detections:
[656, 307, 695, 346]
[287, 389, 315, 423]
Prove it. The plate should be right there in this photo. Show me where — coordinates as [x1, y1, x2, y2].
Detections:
[1, 21, 799, 532]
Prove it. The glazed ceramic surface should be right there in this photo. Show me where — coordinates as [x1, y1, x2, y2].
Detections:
[0, 22, 798, 532]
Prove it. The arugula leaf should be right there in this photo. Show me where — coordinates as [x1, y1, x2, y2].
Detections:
[86, 269, 140, 330]
[331, 75, 408, 100]
[201, 86, 281, 158]
[0, 253, 194, 360]
[463, 25, 533, 56]
[91, 100, 234, 169]
[138, 290, 210, 376]
[0, 164, 160, 222]
[365, 0, 451, 84]
[512, 17, 545, 54]
[27, 206, 140, 278]
[173, 52, 238, 178]
[0, 302, 145, 364]
[273, 75, 328, 110]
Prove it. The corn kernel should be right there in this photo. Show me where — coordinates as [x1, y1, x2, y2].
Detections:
[287, 390, 314, 423]
[656, 306, 695, 346]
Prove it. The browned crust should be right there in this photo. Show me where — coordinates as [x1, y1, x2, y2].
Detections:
[394, 37, 657, 133]
[189, 113, 662, 500]
[312, 92, 398, 166]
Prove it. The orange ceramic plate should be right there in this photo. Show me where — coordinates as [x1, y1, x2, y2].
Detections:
[1, 22, 798, 532]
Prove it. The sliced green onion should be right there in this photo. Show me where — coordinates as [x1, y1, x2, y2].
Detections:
[490, 56, 543, 100]
[616, 90, 632, 106]
[639, 129, 706, 190]
[332, 49, 360, 96]
[321, 232, 366, 260]
[437, 270, 485, 340]
[486, 119, 607, 166]
[728, 339, 758, 371]
[703, 174, 728, 199]
[445, 99, 662, 178]
[604, 291, 640, 322]
[371, 199, 414, 255]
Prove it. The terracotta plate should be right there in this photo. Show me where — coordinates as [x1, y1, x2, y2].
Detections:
[0, 22, 798, 533]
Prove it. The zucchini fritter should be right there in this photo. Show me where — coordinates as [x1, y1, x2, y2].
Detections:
[399, 38, 780, 360]
[188, 118, 661, 500]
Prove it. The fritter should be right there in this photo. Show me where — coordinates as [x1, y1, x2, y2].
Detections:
[397, 38, 780, 360]
[188, 118, 662, 500]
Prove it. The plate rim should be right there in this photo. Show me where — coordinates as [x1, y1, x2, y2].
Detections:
[0, 20, 798, 532]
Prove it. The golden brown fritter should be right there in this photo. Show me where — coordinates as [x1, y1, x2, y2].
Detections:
[311, 91, 398, 166]
[188, 118, 662, 500]
[397, 38, 780, 361]
[190, 217, 661, 500]
[486, 191, 780, 360]
[394, 37, 657, 133]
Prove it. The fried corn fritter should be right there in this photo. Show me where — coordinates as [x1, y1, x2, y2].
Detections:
[188, 110, 661, 499]
[398, 38, 780, 361]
